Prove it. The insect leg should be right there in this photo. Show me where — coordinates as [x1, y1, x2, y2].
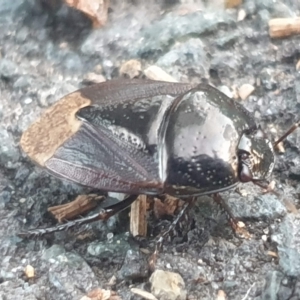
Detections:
[150, 197, 196, 266]
[213, 193, 251, 239]
[18, 194, 138, 238]
[273, 121, 300, 147]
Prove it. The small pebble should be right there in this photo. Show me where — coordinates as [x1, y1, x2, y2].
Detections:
[238, 83, 255, 100]
[24, 265, 35, 279]
[131, 288, 158, 300]
[144, 65, 177, 82]
[216, 289, 227, 300]
[150, 270, 187, 300]
[119, 59, 141, 79]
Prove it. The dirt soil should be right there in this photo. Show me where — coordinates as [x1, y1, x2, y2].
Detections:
[1, 0, 300, 299]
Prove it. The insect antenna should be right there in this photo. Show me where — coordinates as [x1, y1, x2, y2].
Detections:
[273, 121, 300, 148]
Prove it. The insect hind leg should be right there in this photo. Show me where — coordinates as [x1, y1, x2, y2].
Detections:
[18, 194, 138, 239]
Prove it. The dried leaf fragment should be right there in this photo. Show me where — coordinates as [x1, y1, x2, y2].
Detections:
[64, 0, 110, 28]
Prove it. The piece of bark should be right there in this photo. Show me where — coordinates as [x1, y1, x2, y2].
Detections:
[269, 18, 300, 38]
[130, 194, 147, 237]
[48, 194, 104, 222]
[64, 0, 110, 28]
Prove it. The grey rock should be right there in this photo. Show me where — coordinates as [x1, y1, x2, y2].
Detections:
[0, 190, 11, 208]
[215, 32, 239, 49]
[0, 0, 24, 14]
[272, 214, 300, 277]
[259, 68, 277, 90]
[0, 269, 15, 280]
[13, 75, 32, 89]
[0, 59, 19, 80]
[243, 0, 257, 15]
[21, 41, 40, 57]
[15, 27, 30, 43]
[63, 53, 83, 71]
[41, 249, 98, 299]
[271, 2, 296, 18]
[150, 270, 187, 300]
[87, 234, 131, 259]
[257, 9, 271, 24]
[118, 250, 149, 281]
[156, 38, 209, 78]
[0, 127, 20, 168]
[131, 11, 235, 57]
[0, 279, 40, 300]
[260, 271, 293, 300]
[210, 52, 242, 81]
[279, 40, 300, 62]
[225, 190, 286, 220]
[41, 245, 66, 261]
[244, 0, 295, 18]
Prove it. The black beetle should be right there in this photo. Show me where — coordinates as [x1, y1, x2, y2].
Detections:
[19, 79, 299, 236]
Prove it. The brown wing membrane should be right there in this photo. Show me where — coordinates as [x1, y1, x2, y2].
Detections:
[45, 121, 164, 194]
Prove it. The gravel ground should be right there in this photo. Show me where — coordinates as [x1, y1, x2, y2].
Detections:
[1, 0, 300, 299]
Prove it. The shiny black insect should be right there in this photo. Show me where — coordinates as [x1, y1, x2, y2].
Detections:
[19, 79, 299, 236]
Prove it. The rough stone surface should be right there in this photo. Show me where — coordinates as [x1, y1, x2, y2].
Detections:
[272, 214, 300, 277]
[150, 270, 186, 300]
[1, 0, 300, 299]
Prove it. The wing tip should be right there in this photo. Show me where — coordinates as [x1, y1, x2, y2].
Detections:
[20, 91, 91, 166]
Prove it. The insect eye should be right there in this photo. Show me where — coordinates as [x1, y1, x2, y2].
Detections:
[239, 151, 250, 161]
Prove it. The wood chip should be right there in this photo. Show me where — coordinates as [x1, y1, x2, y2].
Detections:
[275, 141, 285, 153]
[130, 288, 158, 300]
[153, 196, 179, 219]
[48, 194, 104, 222]
[269, 18, 300, 38]
[267, 251, 278, 258]
[144, 65, 177, 82]
[107, 275, 117, 287]
[225, 0, 242, 9]
[64, 0, 110, 28]
[238, 83, 255, 100]
[130, 195, 147, 237]
[119, 59, 142, 79]
[216, 290, 227, 300]
[283, 198, 298, 214]
[24, 265, 35, 279]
